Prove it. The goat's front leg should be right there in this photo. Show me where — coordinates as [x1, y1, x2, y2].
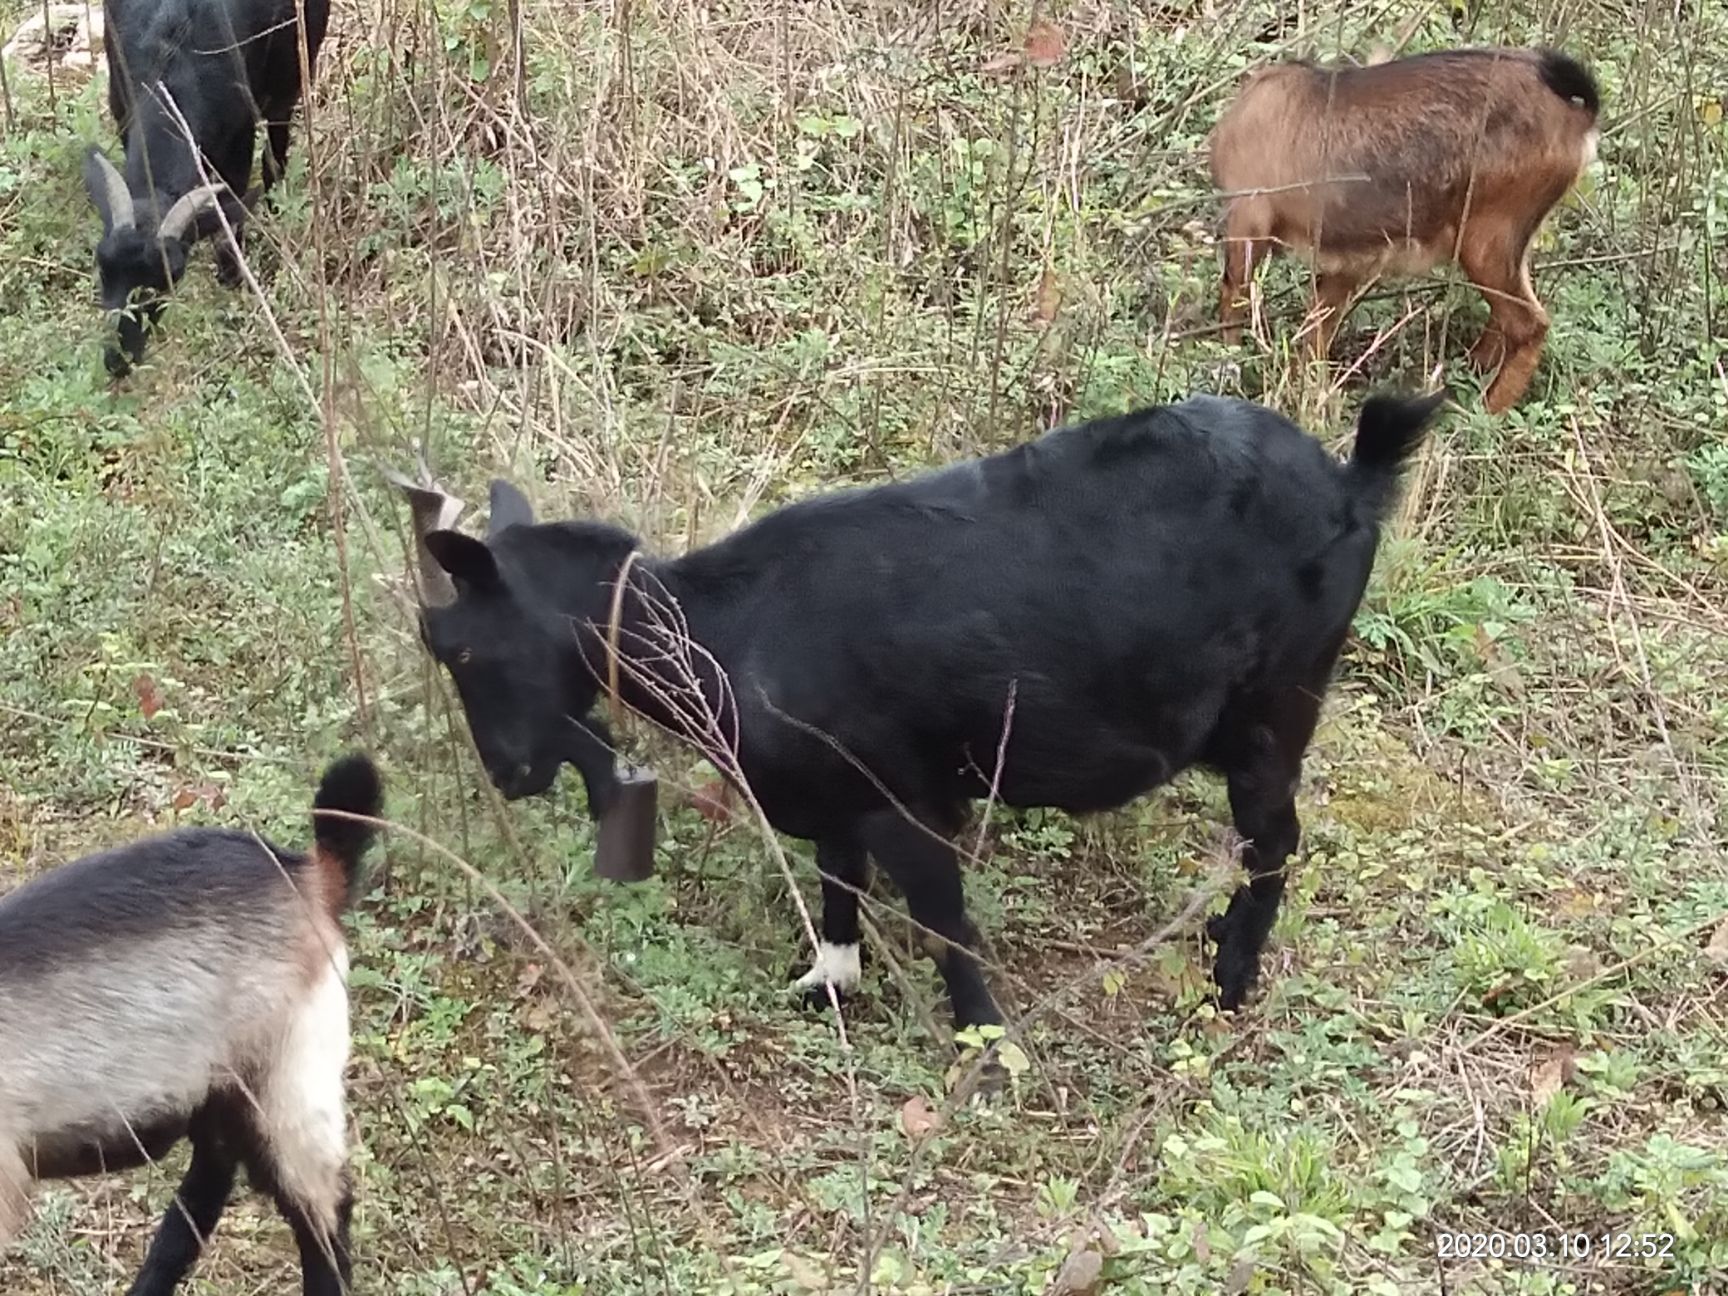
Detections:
[858, 807, 1002, 1033]
[1305, 272, 1360, 362]
[794, 835, 868, 1007]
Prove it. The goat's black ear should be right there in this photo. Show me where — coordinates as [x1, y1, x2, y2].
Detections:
[425, 530, 501, 591]
[487, 479, 535, 535]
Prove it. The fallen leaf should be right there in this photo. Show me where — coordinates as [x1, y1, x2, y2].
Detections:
[1562, 944, 1602, 983]
[689, 776, 735, 824]
[1024, 19, 1067, 68]
[132, 672, 162, 719]
[1705, 916, 1728, 967]
[1473, 624, 1524, 698]
[1224, 1256, 1258, 1294]
[171, 787, 198, 812]
[979, 49, 1022, 75]
[1192, 1219, 1211, 1264]
[1032, 265, 1062, 324]
[516, 963, 545, 997]
[1530, 1045, 1576, 1105]
[1047, 1247, 1103, 1295]
[782, 1252, 827, 1291]
[900, 1094, 941, 1141]
[524, 1001, 558, 1033]
[996, 1039, 1031, 1078]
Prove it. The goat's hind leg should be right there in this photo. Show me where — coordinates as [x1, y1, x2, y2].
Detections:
[1305, 272, 1361, 363]
[1207, 687, 1322, 1010]
[252, 964, 354, 1295]
[794, 835, 869, 1008]
[1460, 225, 1550, 413]
[124, 1105, 240, 1296]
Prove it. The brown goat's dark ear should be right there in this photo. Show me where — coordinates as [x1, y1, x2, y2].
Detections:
[487, 479, 535, 535]
[425, 530, 501, 591]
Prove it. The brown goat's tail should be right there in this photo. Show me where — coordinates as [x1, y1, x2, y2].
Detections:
[310, 753, 383, 913]
[1535, 49, 1600, 117]
[1346, 390, 1447, 520]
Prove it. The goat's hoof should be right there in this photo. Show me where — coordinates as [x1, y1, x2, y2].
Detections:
[1212, 955, 1257, 1012]
[1482, 387, 1519, 416]
[792, 975, 853, 1014]
[972, 1054, 1009, 1099]
[798, 985, 848, 1014]
[948, 1041, 1009, 1100]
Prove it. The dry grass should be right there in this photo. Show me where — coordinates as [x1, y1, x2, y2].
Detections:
[1, 0, 1726, 1291]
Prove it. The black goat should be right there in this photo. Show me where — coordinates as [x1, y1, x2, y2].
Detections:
[0, 755, 381, 1295]
[85, 0, 330, 375]
[398, 392, 1442, 1042]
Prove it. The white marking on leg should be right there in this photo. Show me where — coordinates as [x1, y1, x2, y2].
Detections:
[793, 942, 861, 994]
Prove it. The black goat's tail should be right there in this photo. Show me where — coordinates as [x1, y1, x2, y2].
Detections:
[1346, 390, 1447, 521]
[1535, 48, 1601, 118]
[310, 753, 384, 912]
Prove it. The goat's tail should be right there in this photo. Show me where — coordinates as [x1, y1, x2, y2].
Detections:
[1346, 390, 1447, 520]
[310, 753, 384, 912]
[1535, 49, 1600, 118]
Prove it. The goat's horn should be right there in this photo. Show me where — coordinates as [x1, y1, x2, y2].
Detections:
[383, 461, 466, 608]
[158, 183, 225, 243]
[84, 148, 135, 231]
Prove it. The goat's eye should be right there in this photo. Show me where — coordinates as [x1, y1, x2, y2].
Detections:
[456, 648, 473, 665]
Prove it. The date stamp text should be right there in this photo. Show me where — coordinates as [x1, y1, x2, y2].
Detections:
[1435, 1230, 1676, 1264]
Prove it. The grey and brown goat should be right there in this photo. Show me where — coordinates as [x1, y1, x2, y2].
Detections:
[0, 754, 381, 1296]
[1210, 46, 1600, 412]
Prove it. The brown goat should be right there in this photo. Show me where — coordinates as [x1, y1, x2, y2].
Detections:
[1209, 47, 1600, 413]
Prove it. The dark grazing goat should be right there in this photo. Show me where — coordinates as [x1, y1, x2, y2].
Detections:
[85, 0, 330, 375]
[1210, 47, 1599, 413]
[397, 393, 1442, 1041]
[0, 755, 381, 1296]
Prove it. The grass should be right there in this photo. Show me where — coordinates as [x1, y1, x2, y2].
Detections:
[2, 0, 1726, 1292]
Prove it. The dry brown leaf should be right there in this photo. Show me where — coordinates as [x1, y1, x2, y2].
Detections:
[1047, 1247, 1103, 1295]
[1530, 1045, 1576, 1105]
[782, 1252, 827, 1291]
[1705, 915, 1728, 967]
[900, 1094, 941, 1141]
[689, 777, 735, 824]
[1024, 19, 1067, 68]
[1473, 625, 1524, 698]
[980, 50, 1022, 75]
[1033, 266, 1062, 324]
[171, 787, 198, 812]
[1192, 1219, 1211, 1264]
[1224, 1256, 1258, 1294]
[132, 672, 162, 719]
[516, 963, 545, 997]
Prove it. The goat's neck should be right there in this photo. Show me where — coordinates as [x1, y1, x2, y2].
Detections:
[583, 558, 738, 758]
[123, 99, 211, 212]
